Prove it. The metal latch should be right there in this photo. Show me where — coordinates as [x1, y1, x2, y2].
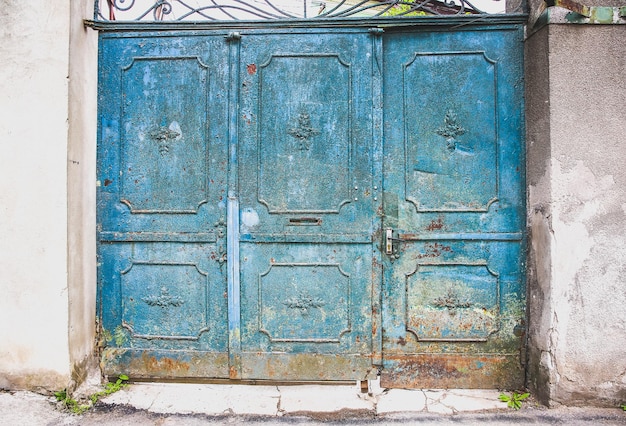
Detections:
[384, 228, 402, 261]
[385, 228, 394, 255]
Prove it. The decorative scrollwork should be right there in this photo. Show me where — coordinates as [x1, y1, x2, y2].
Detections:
[283, 292, 326, 316]
[142, 287, 185, 307]
[436, 109, 466, 152]
[433, 288, 472, 315]
[95, 0, 509, 22]
[288, 111, 320, 151]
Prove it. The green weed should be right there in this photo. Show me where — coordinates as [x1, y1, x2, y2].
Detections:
[90, 374, 129, 403]
[499, 391, 530, 410]
[54, 374, 129, 414]
[54, 389, 91, 414]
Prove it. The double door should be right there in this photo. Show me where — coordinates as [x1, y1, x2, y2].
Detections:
[98, 25, 525, 388]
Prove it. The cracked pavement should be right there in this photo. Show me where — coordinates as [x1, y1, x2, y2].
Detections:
[1, 382, 625, 425]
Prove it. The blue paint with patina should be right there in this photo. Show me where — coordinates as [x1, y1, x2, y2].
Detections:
[97, 22, 525, 387]
[380, 25, 526, 389]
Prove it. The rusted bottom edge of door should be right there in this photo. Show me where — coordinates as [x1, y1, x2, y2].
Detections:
[381, 353, 524, 389]
[102, 348, 377, 382]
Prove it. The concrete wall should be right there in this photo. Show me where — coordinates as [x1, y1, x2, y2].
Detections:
[526, 21, 626, 406]
[67, 0, 99, 391]
[0, 0, 97, 391]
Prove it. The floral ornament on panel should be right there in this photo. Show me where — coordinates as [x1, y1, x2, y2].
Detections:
[283, 291, 326, 316]
[148, 126, 180, 156]
[433, 288, 472, 316]
[436, 109, 466, 152]
[288, 110, 320, 151]
[142, 287, 184, 308]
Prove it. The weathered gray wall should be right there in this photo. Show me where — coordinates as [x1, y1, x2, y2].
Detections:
[526, 22, 626, 406]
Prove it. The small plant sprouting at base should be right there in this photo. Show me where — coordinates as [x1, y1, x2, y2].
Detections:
[54, 374, 129, 414]
[499, 391, 530, 410]
[53, 389, 91, 414]
[620, 404, 626, 411]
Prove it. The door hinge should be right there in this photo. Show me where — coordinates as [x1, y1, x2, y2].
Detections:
[226, 32, 242, 42]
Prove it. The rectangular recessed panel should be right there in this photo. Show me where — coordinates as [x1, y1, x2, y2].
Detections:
[404, 52, 498, 212]
[259, 263, 350, 343]
[406, 263, 499, 341]
[258, 54, 351, 214]
[121, 262, 209, 340]
[120, 57, 209, 213]
[239, 242, 373, 360]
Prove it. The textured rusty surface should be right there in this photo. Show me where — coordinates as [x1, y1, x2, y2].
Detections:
[101, 349, 229, 379]
[380, 26, 526, 389]
[98, 29, 379, 383]
[240, 353, 378, 382]
[546, 0, 591, 16]
[381, 354, 524, 389]
[235, 30, 377, 381]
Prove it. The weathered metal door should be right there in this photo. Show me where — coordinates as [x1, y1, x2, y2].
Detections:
[97, 22, 525, 387]
[235, 30, 379, 380]
[97, 28, 380, 381]
[380, 26, 526, 389]
[98, 33, 232, 378]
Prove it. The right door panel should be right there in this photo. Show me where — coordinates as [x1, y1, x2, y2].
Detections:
[381, 26, 526, 389]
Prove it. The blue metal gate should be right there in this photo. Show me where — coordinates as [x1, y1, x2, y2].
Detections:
[379, 26, 526, 389]
[98, 33, 231, 377]
[96, 2, 525, 388]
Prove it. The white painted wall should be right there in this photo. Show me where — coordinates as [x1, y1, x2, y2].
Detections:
[0, 2, 72, 389]
[67, 0, 99, 390]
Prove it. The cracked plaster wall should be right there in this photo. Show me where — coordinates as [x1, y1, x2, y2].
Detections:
[526, 23, 626, 406]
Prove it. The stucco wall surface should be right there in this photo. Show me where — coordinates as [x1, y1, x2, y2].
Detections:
[0, 1, 72, 390]
[67, 0, 99, 391]
[527, 24, 626, 406]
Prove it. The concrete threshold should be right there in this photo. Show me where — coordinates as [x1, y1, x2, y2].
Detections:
[100, 380, 510, 416]
[2, 382, 625, 425]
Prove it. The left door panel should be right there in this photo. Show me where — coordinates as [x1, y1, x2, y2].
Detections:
[97, 33, 230, 379]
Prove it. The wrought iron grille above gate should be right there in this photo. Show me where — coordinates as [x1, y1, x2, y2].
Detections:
[94, 0, 523, 22]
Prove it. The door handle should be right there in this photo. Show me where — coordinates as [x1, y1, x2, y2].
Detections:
[384, 228, 401, 260]
[385, 228, 394, 255]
